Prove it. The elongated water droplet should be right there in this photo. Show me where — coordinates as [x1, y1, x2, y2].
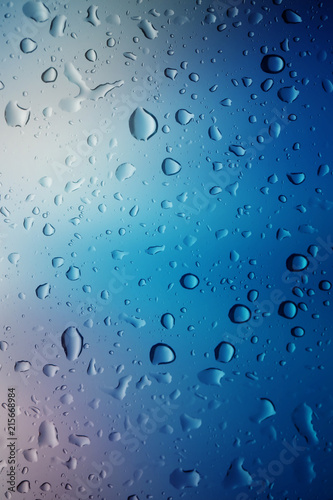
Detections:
[61, 326, 84, 361]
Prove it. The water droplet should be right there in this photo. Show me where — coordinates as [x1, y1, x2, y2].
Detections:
[228, 304, 251, 323]
[282, 9, 302, 24]
[69, 434, 91, 447]
[138, 19, 158, 39]
[214, 342, 235, 363]
[85, 49, 97, 62]
[61, 326, 84, 361]
[287, 172, 306, 185]
[23, 448, 38, 462]
[43, 223, 55, 236]
[129, 107, 158, 141]
[66, 265, 81, 281]
[261, 78, 274, 92]
[180, 414, 202, 432]
[291, 326, 305, 337]
[17, 481, 30, 493]
[175, 109, 194, 125]
[162, 157, 181, 176]
[180, 273, 199, 289]
[319, 280, 331, 291]
[286, 254, 309, 272]
[322, 78, 333, 93]
[20, 37, 37, 53]
[52, 257, 64, 268]
[150, 343, 176, 365]
[86, 5, 100, 26]
[161, 313, 175, 329]
[229, 145, 246, 156]
[208, 125, 222, 141]
[164, 68, 178, 80]
[278, 301, 297, 319]
[50, 14, 67, 37]
[43, 364, 59, 377]
[278, 85, 299, 103]
[8, 253, 20, 265]
[38, 420, 59, 448]
[5, 101, 30, 127]
[23, 1, 50, 22]
[14, 360, 31, 372]
[170, 469, 200, 489]
[41, 67, 58, 83]
[261, 55, 285, 74]
[115, 162, 136, 181]
[198, 368, 224, 386]
[189, 72, 199, 82]
[36, 283, 51, 299]
[269, 121, 281, 138]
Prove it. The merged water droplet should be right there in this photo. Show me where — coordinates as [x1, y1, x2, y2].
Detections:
[61, 326, 84, 361]
[138, 19, 158, 39]
[170, 469, 201, 489]
[23, 1, 50, 22]
[129, 107, 158, 141]
[175, 109, 194, 125]
[38, 420, 59, 448]
[278, 85, 299, 103]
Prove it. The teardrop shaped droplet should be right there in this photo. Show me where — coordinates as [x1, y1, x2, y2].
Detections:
[162, 158, 182, 176]
[129, 107, 158, 141]
[161, 313, 175, 329]
[66, 265, 81, 281]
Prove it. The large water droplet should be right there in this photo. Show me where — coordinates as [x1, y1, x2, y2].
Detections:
[23, 1, 50, 22]
[161, 313, 175, 329]
[175, 109, 194, 125]
[138, 19, 158, 39]
[66, 265, 81, 281]
[198, 368, 225, 386]
[61, 326, 84, 361]
[180, 273, 199, 289]
[43, 223, 55, 236]
[115, 162, 136, 181]
[282, 9, 302, 24]
[129, 107, 158, 141]
[278, 85, 299, 103]
[38, 420, 59, 448]
[208, 125, 222, 141]
[162, 157, 181, 176]
[85, 49, 97, 62]
[14, 360, 31, 372]
[5, 101, 31, 127]
[150, 343, 176, 365]
[278, 301, 297, 319]
[41, 67, 58, 83]
[286, 254, 309, 272]
[228, 304, 251, 323]
[261, 55, 285, 74]
[20, 38, 37, 53]
[50, 14, 67, 36]
[287, 172, 306, 185]
[36, 283, 51, 299]
[69, 434, 91, 447]
[214, 342, 235, 363]
[170, 469, 201, 489]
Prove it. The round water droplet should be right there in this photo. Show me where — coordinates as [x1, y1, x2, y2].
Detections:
[286, 254, 309, 272]
[162, 157, 181, 176]
[85, 49, 97, 62]
[291, 326, 305, 337]
[161, 313, 175, 329]
[247, 289, 259, 302]
[129, 107, 158, 141]
[150, 343, 176, 365]
[278, 301, 297, 319]
[189, 72, 199, 82]
[214, 342, 235, 363]
[319, 280, 331, 291]
[66, 266, 81, 281]
[228, 304, 251, 323]
[175, 109, 194, 125]
[180, 273, 199, 289]
[261, 55, 285, 74]
[20, 37, 37, 53]
[41, 67, 58, 83]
